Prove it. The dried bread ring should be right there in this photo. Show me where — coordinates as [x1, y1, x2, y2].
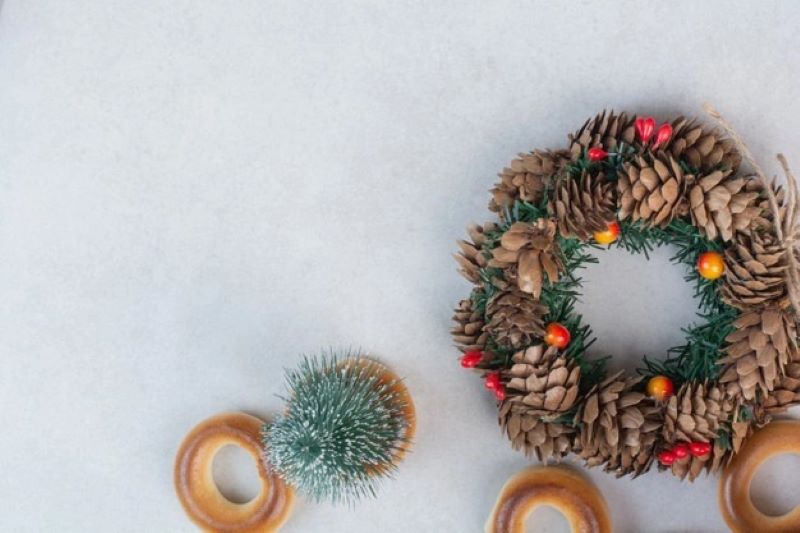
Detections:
[719, 419, 800, 533]
[175, 412, 294, 532]
[486, 466, 612, 533]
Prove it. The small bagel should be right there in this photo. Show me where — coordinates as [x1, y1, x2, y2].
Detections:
[485, 466, 612, 533]
[174, 412, 294, 532]
[719, 419, 800, 533]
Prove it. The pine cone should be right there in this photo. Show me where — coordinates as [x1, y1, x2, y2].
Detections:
[451, 298, 487, 353]
[454, 223, 496, 284]
[718, 309, 797, 401]
[618, 153, 689, 227]
[688, 170, 762, 241]
[667, 117, 742, 173]
[662, 382, 742, 480]
[764, 357, 800, 413]
[504, 344, 580, 421]
[663, 382, 736, 443]
[665, 436, 748, 482]
[552, 172, 616, 241]
[721, 226, 790, 309]
[488, 219, 562, 298]
[484, 287, 548, 349]
[489, 150, 568, 213]
[499, 400, 574, 463]
[575, 372, 662, 478]
[568, 110, 636, 159]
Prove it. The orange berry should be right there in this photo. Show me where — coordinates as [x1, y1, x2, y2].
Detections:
[697, 251, 725, 280]
[646, 375, 674, 402]
[593, 221, 620, 245]
[544, 322, 571, 349]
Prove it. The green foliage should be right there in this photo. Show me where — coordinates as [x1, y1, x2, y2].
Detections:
[262, 352, 410, 505]
[615, 218, 738, 384]
[540, 236, 606, 391]
[639, 313, 735, 385]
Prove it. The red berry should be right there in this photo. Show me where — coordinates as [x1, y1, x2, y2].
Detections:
[635, 116, 656, 144]
[652, 123, 673, 149]
[544, 323, 571, 350]
[658, 450, 676, 466]
[485, 372, 501, 390]
[494, 385, 506, 401]
[587, 147, 608, 161]
[689, 441, 712, 457]
[673, 443, 690, 459]
[460, 351, 483, 368]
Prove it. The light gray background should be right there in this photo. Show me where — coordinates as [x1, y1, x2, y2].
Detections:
[1, 1, 799, 532]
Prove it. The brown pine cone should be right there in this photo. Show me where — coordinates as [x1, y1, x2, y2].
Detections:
[618, 153, 689, 227]
[721, 226, 790, 309]
[688, 170, 761, 241]
[451, 298, 487, 353]
[484, 287, 548, 349]
[454, 222, 496, 284]
[667, 117, 742, 173]
[504, 344, 580, 421]
[574, 372, 662, 478]
[665, 431, 749, 482]
[718, 309, 797, 401]
[499, 399, 574, 463]
[489, 150, 568, 214]
[661, 382, 745, 481]
[488, 219, 562, 298]
[568, 110, 636, 159]
[551, 171, 616, 241]
[736, 178, 787, 232]
[764, 357, 800, 413]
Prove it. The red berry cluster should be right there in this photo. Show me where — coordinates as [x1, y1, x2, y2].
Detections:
[586, 116, 673, 163]
[634, 116, 672, 149]
[657, 441, 712, 466]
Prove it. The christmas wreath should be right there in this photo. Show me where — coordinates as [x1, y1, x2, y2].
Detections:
[452, 106, 800, 481]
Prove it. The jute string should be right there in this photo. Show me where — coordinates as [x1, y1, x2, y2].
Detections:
[703, 104, 800, 316]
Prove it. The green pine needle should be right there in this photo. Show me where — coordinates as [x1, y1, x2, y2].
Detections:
[262, 352, 410, 505]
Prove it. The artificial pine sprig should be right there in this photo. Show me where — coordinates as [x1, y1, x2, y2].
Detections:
[262, 352, 410, 505]
[614, 218, 739, 382]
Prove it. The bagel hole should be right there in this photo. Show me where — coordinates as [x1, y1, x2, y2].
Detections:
[749, 452, 800, 516]
[523, 505, 570, 533]
[578, 246, 698, 373]
[212, 445, 261, 504]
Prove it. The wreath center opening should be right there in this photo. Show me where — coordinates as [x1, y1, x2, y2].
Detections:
[578, 244, 698, 374]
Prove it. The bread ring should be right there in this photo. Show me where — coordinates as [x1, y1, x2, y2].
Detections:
[485, 466, 612, 533]
[174, 412, 294, 532]
[719, 419, 800, 533]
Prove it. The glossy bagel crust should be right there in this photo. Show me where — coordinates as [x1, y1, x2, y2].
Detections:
[174, 412, 294, 532]
[485, 466, 612, 533]
[719, 419, 800, 533]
